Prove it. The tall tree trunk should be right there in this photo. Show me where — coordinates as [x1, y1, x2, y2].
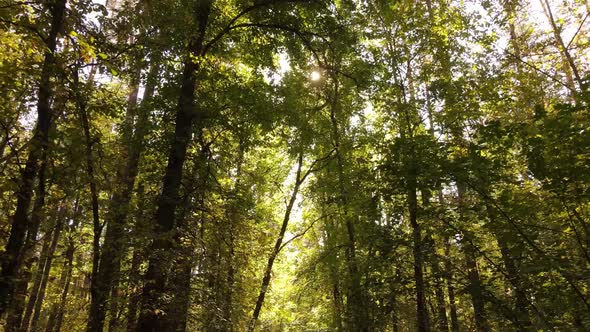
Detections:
[223, 233, 235, 331]
[332, 276, 344, 331]
[328, 74, 368, 331]
[404, 58, 430, 332]
[483, 193, 533, 330]
[45, 239, 74, 332]
[221, 144, 244, 331]
[464, 245, 490, 332]
[444, 238, 459, 332]
[44, 198, 79, 332]
[408, 160, 430, 332]
[20, 206, 65, 332]
[496, 238, 533, 329]
[421, 188, 448, 332]
[126, 247, 143, 332]
[17, 226, 53, 332]
[167, 260, 192, 332]
[204, 244, 222, 330]
[6, 171, 51, 332]
[28, 214, 64, 332]
[457, 185, 490, 332]
[323, 201, 343, 331]
[425, 73, 449, 332]
[539, 0, 584, 93]
[136, 1, 212, 330]
[249, 151, 304, 332]
[87, 52, 159, 332]
[391, 289, 399, 332]
[0, 0, 67, 314]
[424, 2, 462, 327]
[126, 183, 147, 332]
[168, 147, 211, 332]
[107, 287, 121, 332]
[72, 66, 103, 332]
[431, 244, 449, 332]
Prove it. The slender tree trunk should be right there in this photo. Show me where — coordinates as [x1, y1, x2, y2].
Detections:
[125, 183, 147, 332]
[391, 291, 399, 332]
[221, 145, 244, 331]
[107, 287, 121, 332]
[126, 248, 143, 332]
[0, 132, 7, 161]
[328, 74, 368, 331]
[72, 66, 103, 332]
[408, 162, 430, 332]
[45, 239, 74, 332]
[497, 240, 533, 329]
[249, 151, 304, 332]
[436, 193, 457, 331]
[136, 2, 212, 330]
[20, 206, 65, 332]
[424, 2, 462, 327]
[223, 234, 235, 331]
[18, 225, 53, 332]
[503, 0, 522, 59]
[323, 201, 343, 331]
[425, 75, 449, 332]
[204, 245, 221, 330]
[540, 0, 584, 92]
[48, 198, 80, 332]
[404, 59, 430, 331]
[0, 0, 67, 314]
[432, 245, 449, 332]
[483, 196, 533, 330]
[332, 277, 343, 331]
[464, 246, 490, 332]
[5, 267, 29, 331]
[29, 214, 64, 332]
[444, 238, 459, 332]
[168, 260, 192, 332]
[457, 184, 490, 332]
[421, 189, 447, 331]
[167, 152, 209, 332]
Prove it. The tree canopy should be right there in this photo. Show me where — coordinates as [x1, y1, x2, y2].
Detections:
[0, 0, 589, 331]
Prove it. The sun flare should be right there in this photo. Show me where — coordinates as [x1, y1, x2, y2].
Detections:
[310, 71, 321, 81]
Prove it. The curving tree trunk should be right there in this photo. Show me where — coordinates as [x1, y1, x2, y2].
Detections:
[249, 151, 305, 332]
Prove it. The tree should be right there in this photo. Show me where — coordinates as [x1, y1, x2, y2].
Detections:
[1, 0, 589, 331]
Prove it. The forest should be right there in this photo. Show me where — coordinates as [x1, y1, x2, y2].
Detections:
[0, 0, 589, 331]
